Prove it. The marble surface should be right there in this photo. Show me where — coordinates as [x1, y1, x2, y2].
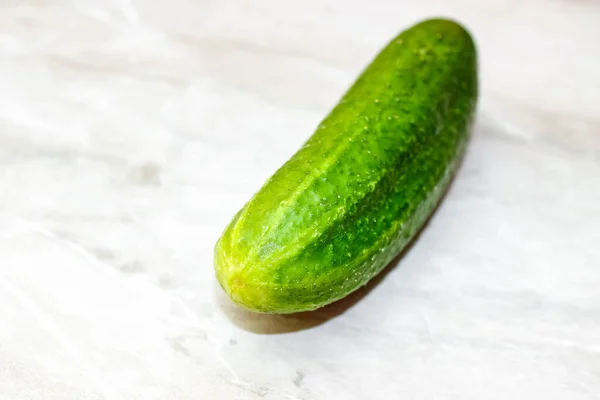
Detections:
[1, 1, 599, 399]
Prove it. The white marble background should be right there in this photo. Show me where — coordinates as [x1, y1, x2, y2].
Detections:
[0, 1, 599, 399]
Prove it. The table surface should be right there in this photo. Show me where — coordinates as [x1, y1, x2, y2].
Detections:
[1, 1, 599, 399]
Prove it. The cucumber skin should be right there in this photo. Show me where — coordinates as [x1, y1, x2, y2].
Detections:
[214, 18, 478, 313]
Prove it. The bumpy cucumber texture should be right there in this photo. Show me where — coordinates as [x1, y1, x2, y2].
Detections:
[214, 18, 478, 313]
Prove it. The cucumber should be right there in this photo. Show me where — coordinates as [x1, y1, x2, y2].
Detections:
[214, 18, 478, 313]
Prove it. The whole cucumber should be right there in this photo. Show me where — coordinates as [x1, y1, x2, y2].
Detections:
[214, 18, 478, 313]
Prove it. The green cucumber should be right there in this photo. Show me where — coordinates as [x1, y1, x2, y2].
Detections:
[214, 18, 478, 313]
